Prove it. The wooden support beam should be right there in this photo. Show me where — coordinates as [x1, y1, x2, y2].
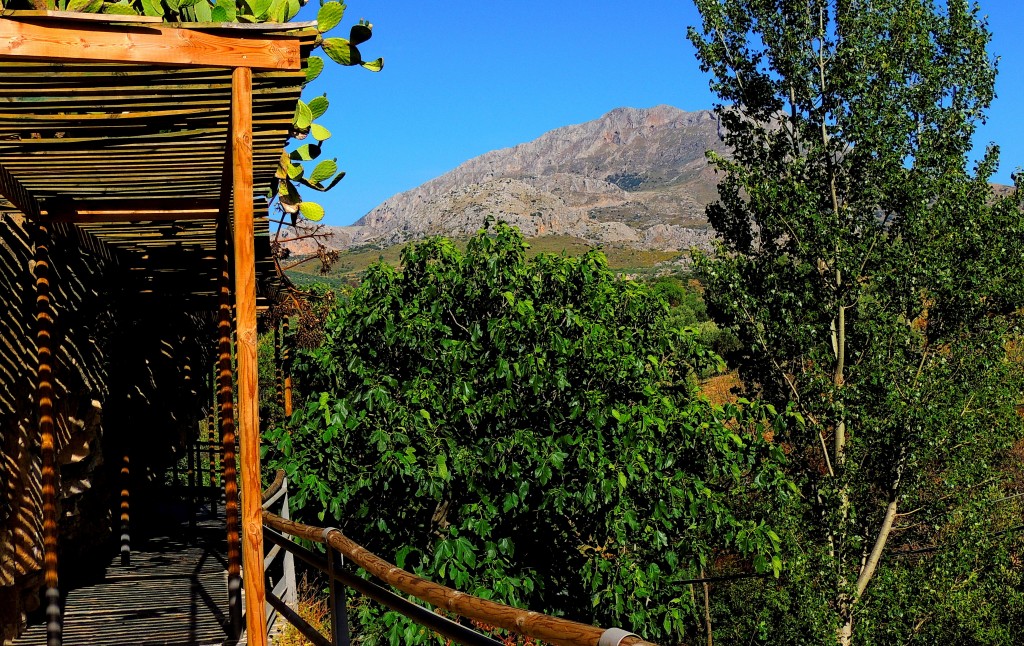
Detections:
[34, 222, 62, 646]
[216, 212, 243, 639]
[0, 162, 41, 219]
[232, 66, 268, 646]
[42, 197, 222, 223]
[0, 18, 301, 70]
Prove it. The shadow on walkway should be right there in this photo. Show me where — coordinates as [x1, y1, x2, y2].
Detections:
[14, 502, 243, 646]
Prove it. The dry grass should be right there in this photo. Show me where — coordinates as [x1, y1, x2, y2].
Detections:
[699, 370, 743, 407]
[273, 578, 331, 646]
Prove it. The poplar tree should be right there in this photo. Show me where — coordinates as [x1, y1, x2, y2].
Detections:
[689, 1, 1024, 642]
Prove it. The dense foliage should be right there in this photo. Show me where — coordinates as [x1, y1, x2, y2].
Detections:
[268, 224, 795, 644]
[689, 0, 1024, 643]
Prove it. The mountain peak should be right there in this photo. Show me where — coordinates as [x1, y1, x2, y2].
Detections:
[289, 106, 726, 253]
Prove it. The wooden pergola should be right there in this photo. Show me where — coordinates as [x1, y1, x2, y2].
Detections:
[0, 11, 316, 646]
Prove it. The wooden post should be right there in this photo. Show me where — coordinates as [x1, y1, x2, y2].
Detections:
[282, 316, 293, 418]
[232, 65, 268, 646]
[34, 222, 62, 646]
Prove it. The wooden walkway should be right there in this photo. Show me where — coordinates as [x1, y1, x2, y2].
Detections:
[14, 524, 245, 646]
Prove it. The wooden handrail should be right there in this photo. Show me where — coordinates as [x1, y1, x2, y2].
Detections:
[262, 469, 286, 505]
[262, 510, 658, 646]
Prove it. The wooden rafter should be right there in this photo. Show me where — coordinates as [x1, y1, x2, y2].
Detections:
[42, 197, 221, 223]
[0, 162, 40, 219]
[0, 17, 301, 70]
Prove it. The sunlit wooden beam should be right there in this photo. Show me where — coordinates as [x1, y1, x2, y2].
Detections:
[0, 18, 300, 70]
[232, 65, 268, 646]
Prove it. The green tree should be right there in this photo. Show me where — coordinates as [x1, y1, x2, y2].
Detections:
[268, 223, 794, 644]
[689, 0, 1024, 643]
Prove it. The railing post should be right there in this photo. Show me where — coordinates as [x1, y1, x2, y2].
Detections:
[208, 396, 219, 513]
[187, 434, 196, 535]
[281, 484, 296, 608]
[326, 543, 350, 646]
[171, 445, 179, 487]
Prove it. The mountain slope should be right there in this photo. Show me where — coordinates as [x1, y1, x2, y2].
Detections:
[288, 106, 727, 252]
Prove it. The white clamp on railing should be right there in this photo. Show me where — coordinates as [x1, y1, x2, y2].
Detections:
[322, 527, 344, 561]
[599, 627, 639, 646]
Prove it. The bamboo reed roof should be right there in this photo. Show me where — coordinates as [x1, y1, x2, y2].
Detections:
[0, 13, 318, 309]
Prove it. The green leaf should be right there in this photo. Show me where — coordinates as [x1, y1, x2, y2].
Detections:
[293, 100, 313, 130]
[310, 123, 331, 142]
[298, 201, 325, 222]
[304, 56, 324, 84]
[360, 57, 383, 73]
[350, 22, 372, 46]
[140, 0, 164, 16]
[266, 0, 286, 22]
[102, 1, 139, 14]
[618, 472, 627, 489]
[436, 455, 448, 480]
[290, 143, 321, 161]
[419, 409, 431, 421]
[213, 0, 235, 20]
[310, 159, 338, 184]
[278, 180, 301, 214]
[66, 0, 103, 12]
[283, 0, 300, 21]
[308, 95, 329, 119]
[316, 1, 345, 33]
[299, 170, 345, 192]
[322, 37, 357, 66]
[192, 0, 212, 21]
[245, 0, 272, 18]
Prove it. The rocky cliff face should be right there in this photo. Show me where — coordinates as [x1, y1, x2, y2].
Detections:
[283, 106, 727, 252]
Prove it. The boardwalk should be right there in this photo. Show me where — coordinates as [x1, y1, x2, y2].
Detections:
[14, 524, 244, 646]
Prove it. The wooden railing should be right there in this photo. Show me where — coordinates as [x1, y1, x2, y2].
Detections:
[261, 470, 297, 633]
[259, 472, 657, 646]
[167, 438, 226, 527]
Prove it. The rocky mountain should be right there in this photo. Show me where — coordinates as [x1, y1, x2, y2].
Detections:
[285, 105, 727, 252]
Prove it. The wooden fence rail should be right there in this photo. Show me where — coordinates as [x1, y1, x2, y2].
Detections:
[259, 472, 657, 646]
[261, 469, 297, 636]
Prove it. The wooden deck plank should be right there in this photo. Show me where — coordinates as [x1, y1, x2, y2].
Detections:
[12, 528, 247, 646]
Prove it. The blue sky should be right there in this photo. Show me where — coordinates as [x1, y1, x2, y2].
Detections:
[298, 0, 1024, 226]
